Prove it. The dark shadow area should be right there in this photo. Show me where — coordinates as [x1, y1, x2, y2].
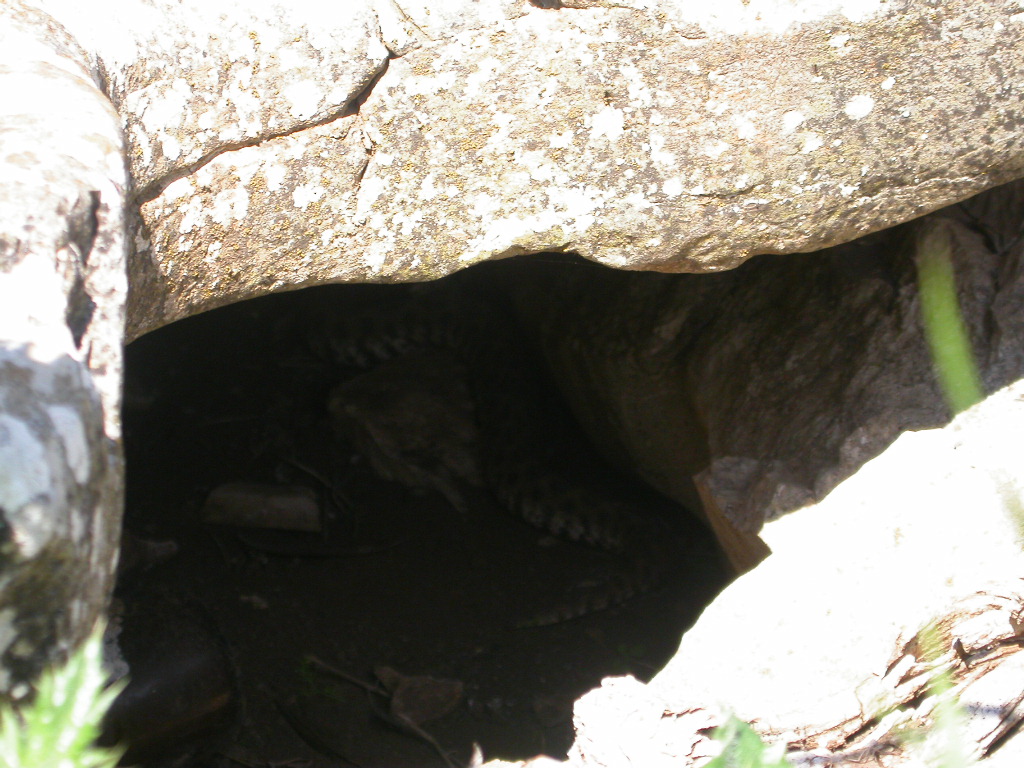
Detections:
[113, 258, 729, 767]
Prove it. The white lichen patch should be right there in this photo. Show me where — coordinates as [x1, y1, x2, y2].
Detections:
[548, 130, 575, 149]
[519, 150, 569, 184]
[47, 406, 89, 485]
[553, 184, 608, 229]
[0, 258, 75, 365]
[704, 96, 731, 116]
[418, 174, 441, 201]
[402, 67, 460, 98]
[172, 195, 201, 237]
[354, 172, 389, 223]
[196, 108, 217, 131]
[464, 56, 502, 98]
[204, 241, 223, 264]
[210, 187, 250, 225]
[292, 183, 326, 210]
[218, 81, 263, 137]
[734, 113, 758, 139]
[162, 176, 195, 202]
[704, 139, 731, 159]
[0, 417, 49, 509]
[844, 94, 875, 119]
[0, 417, 55, 559]
[663, 177, 684, 196]
[135, 77, 191, 138]
[781, 110, 805, 134]
[176, 194, 208, 236]
[461, 211, 564, 260]
[390, 208, 425, 237]
[801, 133, 824, 153]
[647, 133, 679, 170]
[482, 111, 518, 154]
[619, 62, 655, 108]
[282, 79, 325, 122]
[264, 162, 289, 192]
[360, 233, 393, 273]
[828, 33, 851, 51]
[589, 107, 626, 142]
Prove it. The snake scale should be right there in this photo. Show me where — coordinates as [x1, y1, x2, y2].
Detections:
[316, 274, 705, 626]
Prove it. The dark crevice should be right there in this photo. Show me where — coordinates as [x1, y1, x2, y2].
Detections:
[63, 191, 100, 348]
[116, 256, 726, 767]
[65, 277, 96, 349]
[66, 190, 100, 266]
[111, 181, 1024, 764]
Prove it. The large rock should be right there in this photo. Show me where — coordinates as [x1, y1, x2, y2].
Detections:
[34, 0, 1024, 336]
[567, 377, 1024, 767]
[0, 2, 126, 695]
[3, 3, 1024, 761]
[496, 182, 1024, 570]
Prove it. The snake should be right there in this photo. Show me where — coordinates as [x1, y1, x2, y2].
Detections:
[316, 274, 706, 626]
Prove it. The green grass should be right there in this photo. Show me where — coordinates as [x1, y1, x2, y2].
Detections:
[705, 716, 792, 768]
[914, 220, 984, 415]
[0, 625, 124, 768]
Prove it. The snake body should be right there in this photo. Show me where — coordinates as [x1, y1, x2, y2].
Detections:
[320, 279, 701, 625]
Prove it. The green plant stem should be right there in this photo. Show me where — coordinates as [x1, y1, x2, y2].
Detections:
[915, 220, 984, 414]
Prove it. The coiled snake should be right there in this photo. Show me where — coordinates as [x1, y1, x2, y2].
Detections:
[318, 276, 705, 626]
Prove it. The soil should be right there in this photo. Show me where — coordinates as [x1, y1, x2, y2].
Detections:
[115, 282, 729, 768]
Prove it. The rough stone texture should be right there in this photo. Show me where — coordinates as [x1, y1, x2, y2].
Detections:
[0, 2, 127, 697]
[38, 0, 390, 189]
[32, 0, 1024, 337]
[563, 378, 1024, 767]
[684, 189, 1024, 564]
[494, 181, 1024, 570]
[4, 0, 1024, 753]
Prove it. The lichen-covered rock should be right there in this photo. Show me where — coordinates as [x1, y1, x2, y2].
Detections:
[497, 182, 1024, 571]
[4, 0, 1024, 748]
[39, 0, 1024, 336]
[0, 1, 126, 697]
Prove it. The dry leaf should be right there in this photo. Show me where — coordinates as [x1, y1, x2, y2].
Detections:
[374, 665, 463, 725]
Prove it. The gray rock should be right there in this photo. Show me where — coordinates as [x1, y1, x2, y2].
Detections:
[36, 0, 1024, 335]
[565, 378, 1024, 767]
[498, 183, 1024, 570]
[0, 1, 126, 695]
[4, 4, 1024, 762]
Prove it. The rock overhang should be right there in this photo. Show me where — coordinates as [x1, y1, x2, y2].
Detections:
[27, 0, 1012, 337]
